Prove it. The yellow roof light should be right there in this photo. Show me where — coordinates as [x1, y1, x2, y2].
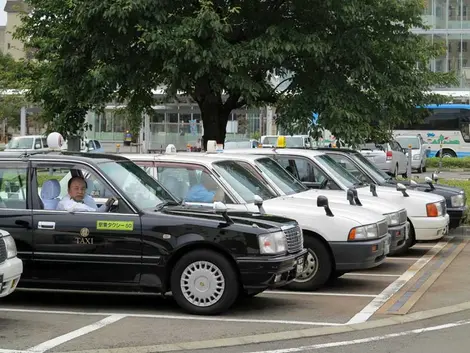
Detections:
[277, 136, 286, 148]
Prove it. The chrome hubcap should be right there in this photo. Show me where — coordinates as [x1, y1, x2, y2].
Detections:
[180, 261, 225, 307]
[294, 250, 318, 282]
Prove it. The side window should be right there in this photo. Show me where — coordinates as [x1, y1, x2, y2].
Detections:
[34, 138, 42, 149]
[94, 140, 101, 149]
[41, 138, 48, 148]
[0, 166, 28, 209]
[327, 154, 372, 184]
[155, 164, 231, 203]
[34, 164, 124, 213]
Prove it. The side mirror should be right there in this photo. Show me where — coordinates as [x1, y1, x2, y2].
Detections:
[370, 184, 378, 197]
[351, 188, 362, 206]
[253, 194, 266, 215]
[432, 172, 439, 183]
[317, 196, 334, 217]
[347, 188, 355, 205]
[396, 183, 409, 197]
[213, 201, 233, 224]
[410, 180, 418, 187]
[424, 176, 435, 190]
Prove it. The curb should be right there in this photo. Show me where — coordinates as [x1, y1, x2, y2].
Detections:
[60, 301, 470, 353]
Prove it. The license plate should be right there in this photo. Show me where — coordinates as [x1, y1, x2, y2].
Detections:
[296, 257, 305, 275]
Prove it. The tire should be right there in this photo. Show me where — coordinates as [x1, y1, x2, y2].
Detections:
[170, 249, 239, 315]
[328, 271, 345, 282]
[284, 235, 332, 291]
[423, 166, 427, 172]
[417, 164, 423, 174]
[394, 164, 399, 178]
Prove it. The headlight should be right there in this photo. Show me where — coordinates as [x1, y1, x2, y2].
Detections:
[426, 202, 443, 217]
[451, 194, 465, 207]
[348, 224, 378, 241]
[2, 235, 17, 259]
[258, 231, 287, 254]
[413, 154, 420, 160]
[384, 212, 400, 226]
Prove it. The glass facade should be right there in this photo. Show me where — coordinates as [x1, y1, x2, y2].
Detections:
[85, 103, 267, 149]
[416, 0, 470, 89]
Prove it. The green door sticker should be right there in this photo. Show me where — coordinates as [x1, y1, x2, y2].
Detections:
[96, 220, 134, 231]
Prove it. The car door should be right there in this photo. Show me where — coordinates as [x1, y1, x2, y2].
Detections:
[30, 161, 142, 289]
[0, 161, 34, 280]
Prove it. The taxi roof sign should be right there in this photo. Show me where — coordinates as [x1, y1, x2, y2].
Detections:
[276, 136, 286, 148]
[47, 132, 64, 150]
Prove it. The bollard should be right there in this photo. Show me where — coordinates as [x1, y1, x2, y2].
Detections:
[407, 145, 412, 180]
[438, 143, 443, 172]
[116, 143, 120, 154]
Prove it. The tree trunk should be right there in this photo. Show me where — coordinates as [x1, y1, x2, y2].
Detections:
[199, 100, 230, 151]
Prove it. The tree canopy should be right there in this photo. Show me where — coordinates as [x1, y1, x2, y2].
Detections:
[15, 0, 456, 145]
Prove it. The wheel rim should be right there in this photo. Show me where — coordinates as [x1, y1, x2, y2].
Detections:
[180, 261, 225, 307]
[294, 250, 319, 283]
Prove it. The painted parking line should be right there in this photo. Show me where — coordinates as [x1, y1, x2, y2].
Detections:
[26, 315, 125, 353]
[385, 257, 423, 261]
[0, 307, 343, 327]
[342, 273, 400, 278]
[265, 291, 377, 298]
[346, 237, 451, 324]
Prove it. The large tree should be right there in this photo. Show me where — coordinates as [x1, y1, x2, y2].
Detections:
[15, 0, 455, 145]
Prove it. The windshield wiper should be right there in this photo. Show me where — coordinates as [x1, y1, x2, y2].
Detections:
[155, 200, 181, 211]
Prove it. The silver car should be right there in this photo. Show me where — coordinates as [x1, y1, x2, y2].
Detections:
[358, 140, 408, 178]
[394, 134, 427, 173]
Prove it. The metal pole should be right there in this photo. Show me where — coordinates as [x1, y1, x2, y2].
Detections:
[407, 145, 412, 180]
[20, 106, 27, 136]
[438, 143, 443, 172]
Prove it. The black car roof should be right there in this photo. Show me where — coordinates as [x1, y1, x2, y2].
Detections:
[0, 151, 130, 164]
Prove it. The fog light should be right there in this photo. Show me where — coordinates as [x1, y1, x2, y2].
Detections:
[274, 274, 282, 283]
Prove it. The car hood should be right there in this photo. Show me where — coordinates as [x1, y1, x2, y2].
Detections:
[356, 185, 445, 203]
[263, 196, 386, 225]
[292, 189, 403, 214]
[158, 205, 297, 231]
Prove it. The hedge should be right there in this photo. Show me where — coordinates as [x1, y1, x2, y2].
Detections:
[426, 157, 470, 169]
[437, 179, 470, 224]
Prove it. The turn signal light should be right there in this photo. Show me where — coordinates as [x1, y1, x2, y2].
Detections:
[348, 228, 356, 241]
[426, 203, 438, 217]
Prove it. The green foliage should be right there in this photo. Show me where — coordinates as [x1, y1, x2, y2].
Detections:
[426, 157, 470, 169]
[14, 0, 456, 145]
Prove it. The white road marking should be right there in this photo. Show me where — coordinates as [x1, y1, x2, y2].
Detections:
[266, 291, 377, 298]
[385, 257, 422, 261]
[26, 315, 126, 353]
[0, 307, 342, 326]
[244, 318, 470, 353]
[342, 273, 400, 277]
[346, 237, 450, 324]
[0, 349, 27, 353]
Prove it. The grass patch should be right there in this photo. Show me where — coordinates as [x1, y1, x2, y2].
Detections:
[426, 157, 470, 169]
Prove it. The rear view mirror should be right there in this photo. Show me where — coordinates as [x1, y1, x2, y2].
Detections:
[317, 196, 334, 217]
[253, 194, 266, 214]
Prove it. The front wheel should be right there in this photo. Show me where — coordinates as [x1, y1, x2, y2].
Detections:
[284, 235, 332, 291]
[170, 250, 239, 315]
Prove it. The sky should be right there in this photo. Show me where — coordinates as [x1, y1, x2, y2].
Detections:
[0, 0, 6, 26]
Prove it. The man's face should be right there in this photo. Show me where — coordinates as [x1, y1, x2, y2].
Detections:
[69, 179, 87, 201]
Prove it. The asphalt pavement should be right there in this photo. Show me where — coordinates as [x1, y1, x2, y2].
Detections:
[1, 233, 470, 353]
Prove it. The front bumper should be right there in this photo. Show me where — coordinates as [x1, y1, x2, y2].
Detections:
[237, 249, 308, 290]
[410, 213, 450, 241]
[330, 234, 391, 271]
[0, 257, 23, 298]
[388, 223, 408, 253]
[447, 205, 468, 229]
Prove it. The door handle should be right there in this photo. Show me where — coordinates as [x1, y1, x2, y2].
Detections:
[38, 221, 55, 230]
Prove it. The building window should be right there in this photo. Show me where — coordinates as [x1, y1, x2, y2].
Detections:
[7, 43, 10, 49]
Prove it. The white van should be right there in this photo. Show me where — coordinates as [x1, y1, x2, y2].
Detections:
[122, 153, 391, 291]
[0, 229, 22, 298]
[4, 135, 49, 152]
[220, 148, 449, 247]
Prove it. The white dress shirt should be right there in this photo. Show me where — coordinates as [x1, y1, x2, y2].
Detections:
[56, 194, 107, 212]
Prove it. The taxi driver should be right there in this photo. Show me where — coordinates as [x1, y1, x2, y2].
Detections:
[56, 176, 115, 212]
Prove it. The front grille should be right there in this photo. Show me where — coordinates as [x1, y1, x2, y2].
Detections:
[0, 238, 7, 264]
[283, 225, 303, 253]
[398, 209, 407, 224]
[441, 200, 447, 215]
[378, 221, 388, 237]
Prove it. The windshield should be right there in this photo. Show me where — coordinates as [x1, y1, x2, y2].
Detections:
[212, 160, 277, 203]
[255, 157, 307, 195]
[99, 160, 176, 209]
[395, 136, 419, 149]
[6, 137, 34, 149]
[349, 152, 391, 183]
[285, 137, 305, 147]
[314, 154, 363, 188]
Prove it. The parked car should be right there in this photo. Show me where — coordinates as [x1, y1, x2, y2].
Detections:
[0, 141, 307, 315]
[122, 153, 392, 291]
[394, 134, 427, 173]
[358, 140, 408, 178]
[191, 152, 409, 256]
[224, 139, 260, 149]
[261, 135, 313, 148]
[218, 148, 450, 253]
[0, 229, 23, 298]
[60, 138, 104, 153]
[4, 135, 49, 153]
[314, 147, 467, 230]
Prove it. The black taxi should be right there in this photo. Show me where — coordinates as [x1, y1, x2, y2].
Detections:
[0, 150, 306, 315]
